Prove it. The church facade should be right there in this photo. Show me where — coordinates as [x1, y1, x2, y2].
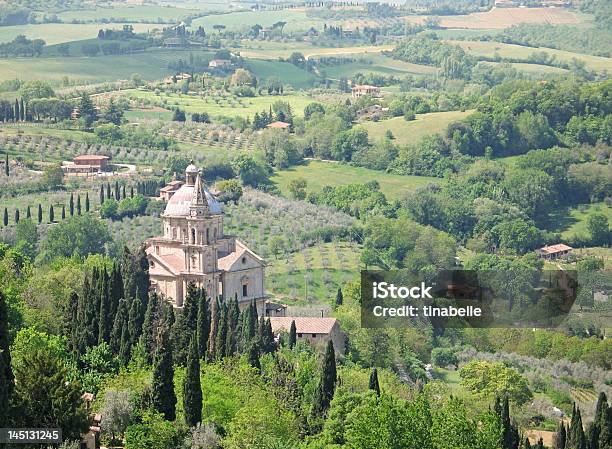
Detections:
[145, 163, 266, 307]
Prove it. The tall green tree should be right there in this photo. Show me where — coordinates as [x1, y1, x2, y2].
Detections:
[69, 193, 74, 216]
[568, 404, 588, 449]
[61, 204, 66, 220]
[248, 341, 260, 370]
[215, 304, 228, 360]
[140, 293, 160, 364]
[369, 368, 380, 396]
[183, 334, 202, 427]
[110, 298, 128, 354]
[152, 321, 176, 421]
[553, 421, 567, 449]
[288, 320, 296, 349]
[37, 203, 42, 224]
[49, 204, 54, 223]
[119, 319, 131, 366]
[85, 192, 90, 212]
[312, 340, 337, 417]
[128, 292, 145, 349]
[2, 208, 7, 227]
[79, 93, 97, 128]
[98, 269, 111, 344]
[207, 298, 219, 362]
[99, 185, 105, 205]
[4, 153, 8, 176]
[0, 291, 14, 426]
[14, 208, 19, 224]
[77, 194, 82, 215]
[196, 292, 210, 360]
[12, 346, 89, 440]
[335, 287, 343, 307]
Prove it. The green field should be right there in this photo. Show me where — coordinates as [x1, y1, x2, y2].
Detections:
[126, 89, 316, 119]
[236, 42, 394, 61]
[481, 61, 569, 75]
[451, 40, 612, 73]
[0, 23, 154, 45]
[56, 5, 201, 22]
[190, 9, 321, 34]
[242, 59, 316, 89]
[360, 110, 473, 146]
[321, 53, 438, 79]
[267, 241, 360, 306]
[558, 203, 612, 241]
[0, 49, 188, 82]
[271, 160, 439, 200]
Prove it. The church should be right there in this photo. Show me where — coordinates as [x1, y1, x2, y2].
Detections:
[145, 162, 266, 308]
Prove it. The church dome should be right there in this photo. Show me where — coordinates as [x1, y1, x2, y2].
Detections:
[163, 176, 222, 217]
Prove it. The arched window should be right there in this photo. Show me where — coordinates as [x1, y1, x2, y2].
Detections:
[191, 228, 196, 244]
[206, 228, 210, 244]
[172, 228, 177, 239]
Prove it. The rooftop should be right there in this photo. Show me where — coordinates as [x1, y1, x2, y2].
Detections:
[269, 317, 339, 335]
[266, 121, 290, 129]
[538, 244, 573, 254]
[73, 155, 109, 161]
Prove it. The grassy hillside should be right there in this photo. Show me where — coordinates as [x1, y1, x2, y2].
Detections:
[271, 159, 439, 200]
[190, 9, 321, 33]
[0, 49, 186, 82]
[0, 23, 153, 45]
[242, 59, 316, 89]
[559, 203, 612, 241]
[360, 110, 473, 146]
[451, 40, 612, 72]
[321, 53, 438, 79]
[126, 89, 315, 119]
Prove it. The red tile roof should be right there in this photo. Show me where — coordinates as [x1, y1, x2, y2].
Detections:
[269, 317, 338, 335]
[73, 155, 109, 161]
[538, 244, 573, 255]
[266, 121, 290, 129]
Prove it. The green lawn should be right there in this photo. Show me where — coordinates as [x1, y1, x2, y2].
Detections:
[0, 49, 184, 82]
[451, 40, 612, 73]
[266, 241, 361, 306]
[558, 203, 612, 241]
[271, 160, 439, 200]
[480, 61, 569, 75]
[190, 9, 321, 33]
[126, 89, 316, 118]
[0, 23, 153, 45]
[321, 53, 438, 79]
[359, 110, 473, 146]
[242, 59, 316, 89]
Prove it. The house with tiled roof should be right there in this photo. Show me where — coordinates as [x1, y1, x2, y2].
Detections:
[145, 162, 266, 307]
[537, 243, 573, 260]
[269, 317, 346, 352]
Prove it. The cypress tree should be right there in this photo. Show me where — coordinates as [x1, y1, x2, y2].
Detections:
[98, 269, 110, 344]
[569, 406, 588, 449]
[110, 298, 128, 354]
[20, 99, 24, 122]
[589, 393, 608, 449]
[0, 291, 15, 426]
[247, 341, 260, 370]
[183, 334, 202, 427]
[521, 437, 531, 449]
[49, 204, 54, 223]
[196, 292, 209, 360]
[61, 204, 66, 220]
[67, 292, 79, 355]
[37, 204, 42, 224]
[498, 396, 520, 449]
[288, 320, 296, 349]
[184, 283, 199, 330]
[14, 99, 19, 121]
[141, 292, 160, 364]
[109, 263, 124, 319]
[335, 287, 343, 307]
[207, 298, 219, 361]
[85, 192, 90, 212]
[152, 321, 176, 421]
[130, 186, 134, 198]
[313, 340, 337, 417]
[3, 208, 7, 226]
[122, 184, 126, 199]
[114, 181, 120, 201]
[215, 304, 228, 360]
[128, 291, 144, 348]
[99, 185, 105, 205]
[77, 194, 82, 215]
[369, 368, 380, 396]
[119, 319, 131, 366]
[106, 182, 111, 199]
[69, 192, 74, 216]
[4, 154, 8, 177]
[14, 208, 19, 224]
[600, 407, 611, 449]
[260, 318, 274, 354]
[554, 421, 567, 449]
[26, 205, 31, 219]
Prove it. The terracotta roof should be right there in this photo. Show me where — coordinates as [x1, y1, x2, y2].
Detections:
[269, 317, 338, 335]
[217, 248, 246, 271]
[74, 155, 109, 161]
[266, 121, 290, 129]
[539, 244, 573, 254]
[154, 253, 184, 274]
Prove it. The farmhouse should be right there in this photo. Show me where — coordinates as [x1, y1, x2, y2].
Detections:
[159, 179, 184, 201]
[266, 120, 291, 130]
[209, 59, 232, 68]
[62, 155, 110, 174]
[269, 317, 346, 352]
[146, 162, 266, 308]
[537, 243, 573, 260]
[356, 104, 388, 121]
[351, 84, 381, 98]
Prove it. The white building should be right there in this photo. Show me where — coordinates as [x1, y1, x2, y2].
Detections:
[146, 163, 266, 307]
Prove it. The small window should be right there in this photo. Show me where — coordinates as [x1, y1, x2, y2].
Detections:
[150, 262, 155, 268]
[241, 257, 246, 264]
[242, 284, 248, 297]
[297, 333, 303, 338]
[312, 333, 317, 338]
